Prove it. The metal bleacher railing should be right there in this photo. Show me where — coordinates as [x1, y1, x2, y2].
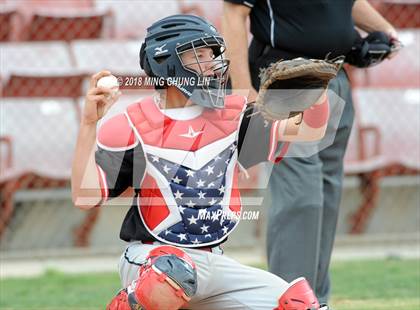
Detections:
[0, 0, 222, 249]
[0, 3, 111, 245]
[344, 0, 420, 233]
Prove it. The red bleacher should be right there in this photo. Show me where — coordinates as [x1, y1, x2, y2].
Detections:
[0, 0, 219, 245]
[25, 10, 111, 41]
[0, 8, 18, 41]
[372, 0, 420, 28]
[345, 28, 420, 233]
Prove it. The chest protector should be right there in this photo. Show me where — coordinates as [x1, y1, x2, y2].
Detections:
[125, 95, 246, 247]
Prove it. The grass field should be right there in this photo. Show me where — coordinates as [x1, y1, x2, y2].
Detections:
[1, 259, 419, 310]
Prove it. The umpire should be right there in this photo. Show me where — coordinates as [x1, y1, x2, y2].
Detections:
[222, 0, 398, 303]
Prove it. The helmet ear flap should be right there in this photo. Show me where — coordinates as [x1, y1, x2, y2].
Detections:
[139, 42, 154, 77]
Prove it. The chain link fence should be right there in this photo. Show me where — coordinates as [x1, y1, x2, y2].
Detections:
[0, 0, 419, 252]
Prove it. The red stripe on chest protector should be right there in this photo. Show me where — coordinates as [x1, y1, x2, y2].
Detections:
[139, 174, 170, 230]
[126, 96, 246, 152]
[229, 167, 241, 213]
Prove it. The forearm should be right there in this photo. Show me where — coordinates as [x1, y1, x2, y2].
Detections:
[352, 0, 394, 33]
[71, 123, 102, 209]
[278, 94, 329, 142]
[222, 3, 254, 92]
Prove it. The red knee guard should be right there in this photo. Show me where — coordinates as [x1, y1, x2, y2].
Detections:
[107, 245, 197, 310]
[106, 289, 131, 310]
[276, 277, 321, 310]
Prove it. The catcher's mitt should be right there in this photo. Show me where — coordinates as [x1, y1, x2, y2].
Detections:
[255, 57, 344, 121]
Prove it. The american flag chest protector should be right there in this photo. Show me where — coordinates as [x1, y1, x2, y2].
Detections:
[125, 95, 247, 247]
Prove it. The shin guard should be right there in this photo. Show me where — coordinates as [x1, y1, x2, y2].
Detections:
[107, 245, 197, 310]
[276, 277, 322, 310]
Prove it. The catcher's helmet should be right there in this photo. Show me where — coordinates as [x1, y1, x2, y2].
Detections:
[140, 15, 229, 108]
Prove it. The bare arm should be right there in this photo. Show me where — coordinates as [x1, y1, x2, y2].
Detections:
[278, 92, 329, 142]
[352, 0, 396, 36]
[71, 122, 101, 209]
[222, 2, 258, 102]
[352, 0, 400, 59]
[71, 71, 120, 209]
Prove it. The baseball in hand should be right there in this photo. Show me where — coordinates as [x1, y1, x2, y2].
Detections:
[97, 75, 120, 92]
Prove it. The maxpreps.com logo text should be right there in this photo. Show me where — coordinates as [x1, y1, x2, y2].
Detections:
[197, 209, 260, 221]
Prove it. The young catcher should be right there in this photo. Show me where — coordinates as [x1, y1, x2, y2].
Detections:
[71, 14, 337, 310]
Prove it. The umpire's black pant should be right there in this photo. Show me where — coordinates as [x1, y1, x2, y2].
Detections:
[248, 38, 355, 303]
